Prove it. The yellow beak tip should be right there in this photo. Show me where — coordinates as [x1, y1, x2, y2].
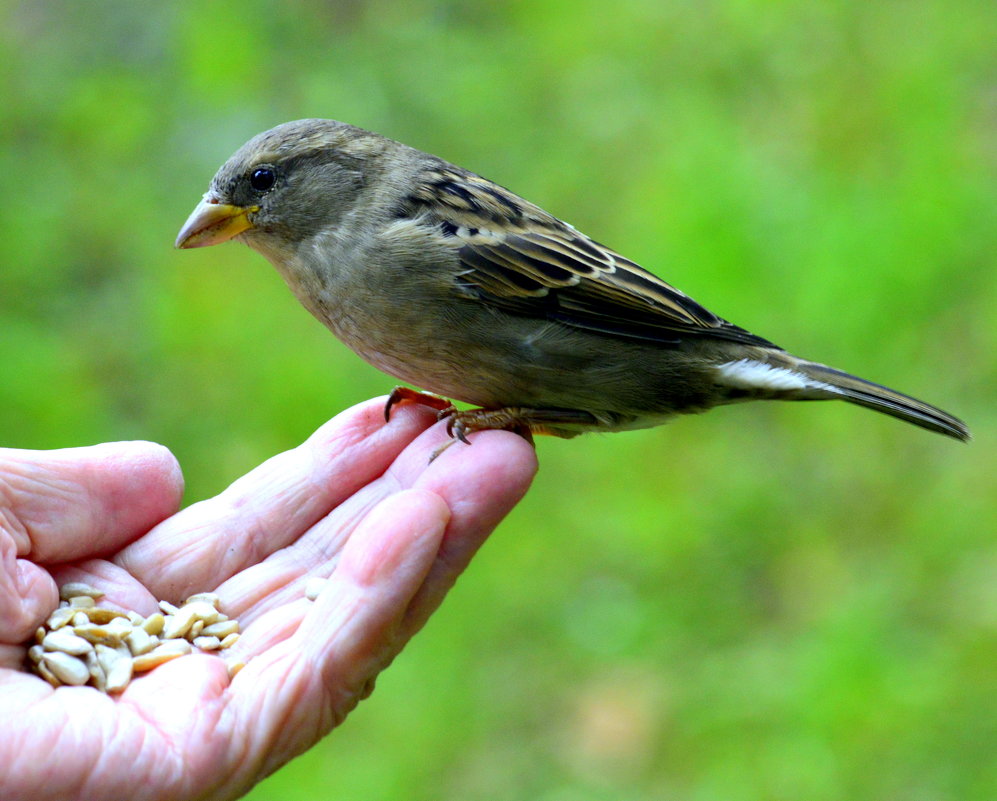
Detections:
[175, 198, 258, 250]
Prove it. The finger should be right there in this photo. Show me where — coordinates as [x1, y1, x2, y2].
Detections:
[0, 544, 55, 644]
[222, 485, 451, 659]
[308, 488, 450, 671]
[49, 559, 160, 616]
[210, 420, 531, 621]
[227, 429, 532, 694]
[115, 398, 437, 601]
[0, 441, 183, 563]
[2, 556, 165, 647]
[0, 643, 27, 669]
[226, 489, 449, 773]
[219, 486, 451, 661]
[0, 442, 182, 643]
[400, 428, 537, 635]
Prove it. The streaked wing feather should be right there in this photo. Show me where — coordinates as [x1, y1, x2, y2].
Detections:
[409, 166, 777, 348]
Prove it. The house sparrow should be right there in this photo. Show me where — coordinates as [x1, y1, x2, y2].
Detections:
[176, 119, 969, 443]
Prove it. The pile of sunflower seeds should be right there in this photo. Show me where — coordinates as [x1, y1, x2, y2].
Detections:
[26, 582, 242, 693]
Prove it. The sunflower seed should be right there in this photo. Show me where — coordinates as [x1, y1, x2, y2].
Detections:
[95, 643, 123, 675]
[37, 658, 61, 687]
[161, 606, 198, 639]
[124, 627, 156, 656]
[142, 613, 165, 635]
[185, 601, 223, 625]
[73, 623, 120, 646]
[86, 651, 107, 693]
[42, 628, 93, 655]
[28, 583, 245, 693]
[201, 620, 239, 638]
[86, 607, 127, 625]
[132, 639, 191, 672]
[59, 583, 104, 601]
[105, 655, 133, 693]
[46, 606, 76, 630]
[42, 652, 89, 685]
[304, 576, 329, 601]
[185, 592, 221, 606]
[105, 617, 133, 638]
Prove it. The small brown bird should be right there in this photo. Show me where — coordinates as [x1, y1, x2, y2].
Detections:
[176, 119, 969, 444]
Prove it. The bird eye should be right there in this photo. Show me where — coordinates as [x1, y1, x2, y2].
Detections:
[249, 167, 276, 193]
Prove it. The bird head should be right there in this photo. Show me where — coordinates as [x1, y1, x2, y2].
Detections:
[175, 119, 386, 252]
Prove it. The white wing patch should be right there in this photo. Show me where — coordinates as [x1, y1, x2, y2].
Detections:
[715, 359, 839, 393]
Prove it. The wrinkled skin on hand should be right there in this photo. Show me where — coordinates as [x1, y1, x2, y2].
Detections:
[0, 399, 537, 801]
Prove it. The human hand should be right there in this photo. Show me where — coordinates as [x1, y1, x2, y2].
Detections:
[0, 399, 537, 801]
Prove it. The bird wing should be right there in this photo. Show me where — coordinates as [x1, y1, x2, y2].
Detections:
[408, 166, 777, 348]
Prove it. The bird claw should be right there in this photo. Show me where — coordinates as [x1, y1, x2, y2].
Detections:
[384, 386, 472, 451]
[384, 386, 454, 421]
[384, 387, 590, 454]
[385, 387, 474, 445]
[444, 414, 472, 445]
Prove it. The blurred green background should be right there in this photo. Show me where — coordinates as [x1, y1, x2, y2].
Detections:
[2, 1, 995, 798]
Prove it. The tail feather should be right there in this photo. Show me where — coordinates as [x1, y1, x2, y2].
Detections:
[793, 361, 970, 441]
[715, 355, 970, 441]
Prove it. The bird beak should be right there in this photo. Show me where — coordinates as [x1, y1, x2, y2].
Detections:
[175, 194, 260, 249]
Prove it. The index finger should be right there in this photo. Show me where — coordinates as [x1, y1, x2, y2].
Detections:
[114, 398, 439, 601]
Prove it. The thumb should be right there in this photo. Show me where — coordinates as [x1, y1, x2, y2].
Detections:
[0, 441, 183, 643]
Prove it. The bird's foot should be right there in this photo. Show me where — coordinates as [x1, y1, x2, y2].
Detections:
[432, 407, 543, 462]
[386, 387, 598, 460]
[384, 386, 455, 421]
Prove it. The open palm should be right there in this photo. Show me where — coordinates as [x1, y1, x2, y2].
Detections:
[0, 399, 537, 801]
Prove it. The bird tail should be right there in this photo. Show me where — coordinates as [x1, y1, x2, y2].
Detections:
[715, 354, 970, 441]
[793, 360, 969, 441]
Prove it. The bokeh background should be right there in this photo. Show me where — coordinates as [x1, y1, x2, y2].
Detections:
[2, 1, 995, 798]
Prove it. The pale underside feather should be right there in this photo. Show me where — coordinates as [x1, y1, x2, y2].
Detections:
[715, 359, 839, 393]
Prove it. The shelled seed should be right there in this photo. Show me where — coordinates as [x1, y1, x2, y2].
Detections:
[26, 585, 245, 694]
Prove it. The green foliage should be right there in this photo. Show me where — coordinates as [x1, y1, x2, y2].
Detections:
[2, 1, 994, 798]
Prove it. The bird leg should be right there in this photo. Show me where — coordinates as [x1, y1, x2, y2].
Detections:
[385, 387, 598, 452]
[442, 408, 543, 443]
[384, 386, 455, 421]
